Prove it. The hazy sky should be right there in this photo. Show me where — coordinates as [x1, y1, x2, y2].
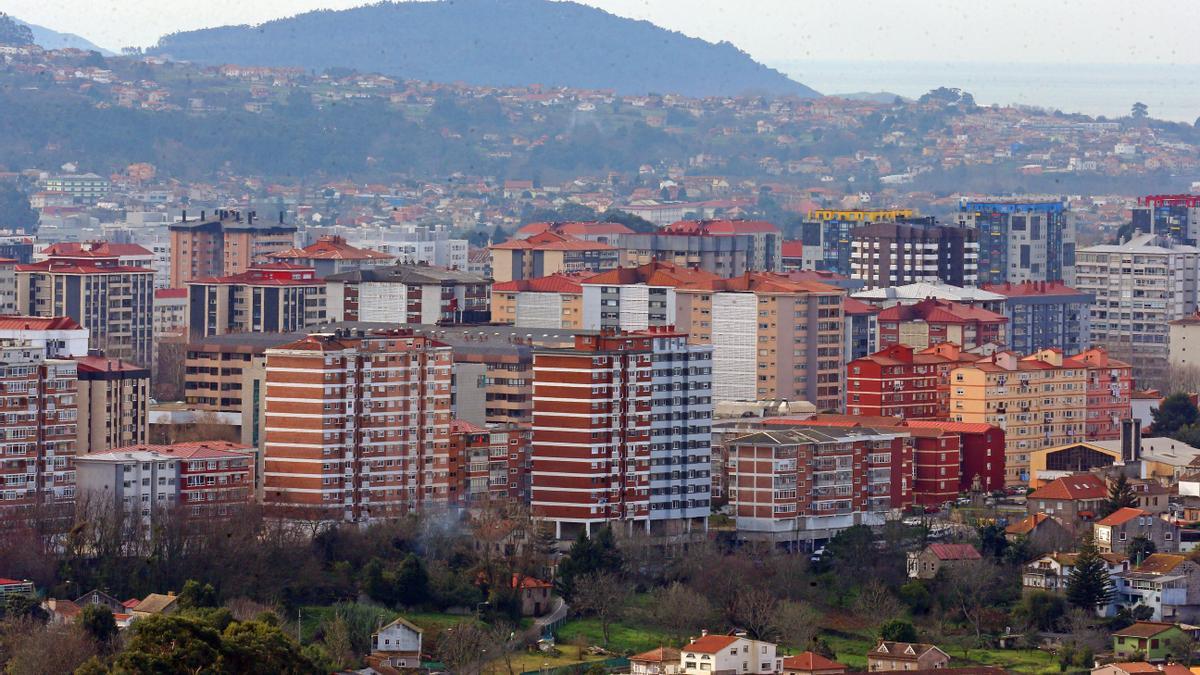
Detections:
[6, 0, 1200, 66]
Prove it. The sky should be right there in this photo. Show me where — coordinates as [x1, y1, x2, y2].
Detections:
[6, 0, 1200, 66]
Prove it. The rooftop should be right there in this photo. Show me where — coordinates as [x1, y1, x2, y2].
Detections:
[326, 263, 488, 285]
[980, 280, 1090, 298]
[269, 235, 394, 261]
[1027, 474, 1107, 501]
[0, 315, 84, 331]
[853, 282, 1005, 304]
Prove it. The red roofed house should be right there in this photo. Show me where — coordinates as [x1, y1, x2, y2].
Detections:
[186, 264, 326, 338]
[1005, 512, 1071, 549]
[1026, 474, 1108, 525]
[781, 651, 848, 675]
[1094, 507, 1180, 555]
[680, 631, 781, 675]
[489, 230, 619, 283]
[265, 235, 394, 276]
[867, 641, 951, 672]
[512, 574, 553, 617]
[630, 646, 682, 675]
[877, 298, 1007, 351]
[907, 543, 982, 579]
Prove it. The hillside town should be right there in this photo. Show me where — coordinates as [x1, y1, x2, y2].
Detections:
[8, 13, 1200, 675]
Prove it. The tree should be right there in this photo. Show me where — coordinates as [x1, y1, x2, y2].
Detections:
[572, 572, 630, 647]
[435, 621, 497, 675]
[899, 580, 932, 614]
[1131, 102, 1149, 119]
[0, 14, 33, 47]
[222, 618, 320, 674]
[1012, 590, 1065, 632]
[1101, 473, 1138, 517]
[0, 184, 37, 233]
[1169, 631, 1198, 666]
[112, 614, 225, 673]
[555, 527, 622, 601]
[79, 604, 118, 647]
[394, 554, 429, 607]
[853, 579, 902, 627]
[773, 600, 820, 651]
[649, 582, 713, 641]
[1066, 533, 1114, 611]
[1127, 535, 1157, 564]
[732, 586, 779, 641]
[179, 579, 219, 609]
[880, 619, 919, 643]
[1150, 393, 1199, 437]
[3, 620, 97, 675]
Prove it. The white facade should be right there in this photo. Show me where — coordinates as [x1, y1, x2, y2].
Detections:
[581, 284, 676, 332]
[371, 618, 423, 669]
[75, 451, 178, 525]
[710, 293, 757, 401]
[0, 322, 90, 358]
[516, 292, 568, 329]
[344, 225, 468, 270]
[680, 635, 780, 675]
[647, 333, 712, 527]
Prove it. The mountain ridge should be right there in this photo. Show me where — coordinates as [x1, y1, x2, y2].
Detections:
[149, 0, 818, 99]
[12, 17, 113, 54]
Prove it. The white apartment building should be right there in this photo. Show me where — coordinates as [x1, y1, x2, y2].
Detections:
[0, 316, 90, 357]
[581, 283, 676, 331]
[1076, 233, 1200, 390]
[341, 224, 469, 271]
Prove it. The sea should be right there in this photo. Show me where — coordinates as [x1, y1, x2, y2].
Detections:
[772, 60, 1200, 123]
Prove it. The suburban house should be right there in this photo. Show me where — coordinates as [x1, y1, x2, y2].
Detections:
[1023, 552, 1130, 592]
[367, 617, 423, 671]
[74, 589, 128, 614]
[781, 651, 848, 675]
[1026, 474, 1108, 527]
[1095, 508, 1180, 555]
[131, 592, 179, 618]
[512, 574, 554, 616]
[1005, 512, 1071, 549]
[1111, 621, 1186, 661]
[680, 632, 781, 675]
[1114, 554, 1200, 622]
[867, 641, 951, 671]
[42, 598, 82, 625]
[630, 647, 682, 675]
[907, 543, 982, 579]
[1091, 663, 1193, 675]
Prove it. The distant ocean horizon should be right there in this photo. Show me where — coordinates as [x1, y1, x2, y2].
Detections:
[772, 60, 1200, 124]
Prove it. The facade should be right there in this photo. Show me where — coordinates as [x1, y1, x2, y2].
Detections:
[877, 299, 1007, 351]
[906, 420, 1007, 494]
[799, 208, 916, 276]
[958, 197, 1076, 285]
[1095, 508, 1180, 555]
[447, 420, 531, 507]
[1114, 554, 1200, 622]
[0, 315, 89, 357]
[489, 230, 619, 283]
[265, 235, 395, 276]
[152, 288, 188, 337]
[1025, 474, 1108, 524]
[75, 356, 149, 455]
[1169, 312, 1200, 372]
[848, 221, 979, 288]
[724, 426, 912, 544]
[675, 273, 845, 410]
[16, 249, 155, 366]
[907, 543, 982, 579]
[325, 264, 490, 325]
[0, 340, 77, 521]
[866, 642, 950, 672]
[263, 328, 453, 522]
[168, 211, 297, 287]
[621, 219, 783, 276]
[44, 173, 109, 204]
[187, 264, 327, 338]
[531, 330, 712, 538]
[680, 633, 781, 675]
[0, 258, 15, 315]
[74, 441, 254, 522]
[1075, 233, 1200, 390]
[1022, 551, 1130, 593]
[183, 334, 275, 449]
[1112, 622, 1187, 661]
[368, 618, 423, 671]
[490, 275, 586, 329]
[847, 343, 983, 420]
[981, 281, 1093, 355]
[843, 298, 879, 362]
[1133, 194, 1200, 245]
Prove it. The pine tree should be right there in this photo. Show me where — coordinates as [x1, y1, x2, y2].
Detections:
[1066, 533, 1114, 611]
[1102, 473, 1139, 517]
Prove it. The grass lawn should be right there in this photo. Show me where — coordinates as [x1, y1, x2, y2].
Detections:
[483, 651, 604, 674]
[948, 646, 1058, 673]
[555, 617, 671, 655]
[820, 631, 873, 670]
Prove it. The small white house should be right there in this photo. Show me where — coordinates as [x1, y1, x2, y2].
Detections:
[370, 616, 423, 669]
[680, 631, 780, 675]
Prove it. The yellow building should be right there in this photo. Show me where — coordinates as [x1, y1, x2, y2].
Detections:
[950, 349, 1087, 485]
[488, 231, 618, 283]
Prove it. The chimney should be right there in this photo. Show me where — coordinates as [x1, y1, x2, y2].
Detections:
[182, 209, 187, 222]
[1121, 418, 1142, 462]
[279, 210, 285, 225]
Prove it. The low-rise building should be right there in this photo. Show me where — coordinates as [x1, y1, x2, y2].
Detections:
[781, 652, 848, 675]
[877, 298, 1007, 351]
[265, 234, 395, 276]
[1026, 474, 1109, 526]
[368, 617, 423, 671]
[680, 632, 781, 675]
[326, 264, 490, 325]
[1111, 622, 1186, 661]
[1115, 553, 1200, 622]
[630, 647, 682, 675]
[1095, 508, 1180, 555]
[1022, 551, 1129, 592]
[866, 641, 950, 672]
[907, 543, 982, 579]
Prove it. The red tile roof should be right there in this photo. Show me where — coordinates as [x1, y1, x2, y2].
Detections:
[878, 298, 1006, 325]
[1027, 474, 1107, 501]
[492, 273, 590, 294]
[980, 280, 1088, 297]
[781, 241, 804, 258]
[269, 235, 393, 261]
[904, 420, 997, 434]
[1096, 507, 1148, 527]
[449, 419, 488, 434]
[154, 288, 188, 299]
[1005, 513, 1051, 536]
[630, 647, 681, 664]
[684, 634, 740, 654]
[926, 543, 981, 561]
[582, 260, 720, 288]
[516, 221, 634, 238]
[105, 441, 252, 460]
[782, 651, 847, 672]
[1113, 622, 1181, 638]
[0, 578, 29, 585]
[0, 315, 83, 330]
[843, 298, 880, 315]
[16, 260, 153, 274]
[491, 230, 615, 251]
[41, 241, 152, 258]
[75, 356, 146, 374]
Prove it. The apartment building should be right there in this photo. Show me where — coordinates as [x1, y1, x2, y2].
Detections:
[335, 222, 469, 270]
[37, 242, 154, 268]
[958, 197, 1076, 285]
[263, 328, 453, 522]
[75, 356, 149, 455]
[980, 281, 1093, 355]
[848, 221, 979, 288]
[843, 298, 879, 361]
[325, 264, 490, 325]
[579, 262, 721, 332]
[723, 426, 912, 544]
[491, 275, 587, 328]
[846, 343, 984, 420]
[1076, 233, 1200, 391]
[1133, 194, 1200, 245]
[1072, 348, 1134, 440]
[168, 211, 297, 287]
[75, 441, 254, 522]
[1169, 311, 1200, 372]
[44, 173, 109, 204]
[183, 333, 279, 449]
[0, 315, 89, 357]
[266, 235, 395, 276]
[513, 221, 633, 247]
[877, 299, 1007, 351]
[0, 340, 78, 521]
[620, 219, 782, 276]
[0, 258, 17, 315]
[949, 349, 1099, 484]
[798, 208, 916, 275]
[153, 288, 187, 337]
[186, 263, 327, 339]
[447, 420, 530, 506]
[16, 248, 155, 366]
[489, 230, 619, 283]
[675, 273, 845, 410]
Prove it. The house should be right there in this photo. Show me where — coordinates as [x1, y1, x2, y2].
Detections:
[630, 647, 682, 675]
[1026, 474, 1108, 527]
[42, 598, 82, 624]
[368, 617, 423, 670]
[680, 631, 781, 675]
[1005, 512, 1072, 550]
[512, 574, 553, 616]
[1112, 621, 1186, 661]
[781, 651, 848, 674]
[1092, 663, 1192, 675]
[1115, 554, 1200, 622]
[74, 589, 127, 614]
[1023, 552, 1130, 592]
[867, 641, 951, 671]
[0, 578, 34, 601]
[1095, 508, 1180, 555]
[907, 544, 982, 579]
[132, 592, 179, 618]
